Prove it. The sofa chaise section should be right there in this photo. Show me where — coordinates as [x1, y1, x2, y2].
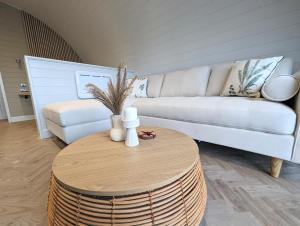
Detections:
[43, 99, 111, 143]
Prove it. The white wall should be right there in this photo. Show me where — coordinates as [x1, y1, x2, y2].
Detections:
[0, 2, 33, 118]
[25, 56, 132, 139]
[3, 0, 300, 74]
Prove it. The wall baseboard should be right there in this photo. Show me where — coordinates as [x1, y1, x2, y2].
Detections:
[9, 115, 35, 123]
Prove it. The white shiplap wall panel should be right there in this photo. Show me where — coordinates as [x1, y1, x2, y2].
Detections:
[3, 0, 300, 73]
[34, 86, 76, 96]
[100, 0, 300, 73]
[25, 56, 133, 139]
[32, 78, 75, 87]
[115, 0, 300, 73]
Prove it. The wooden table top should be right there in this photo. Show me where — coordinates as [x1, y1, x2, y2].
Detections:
[52, 127, 200, 196]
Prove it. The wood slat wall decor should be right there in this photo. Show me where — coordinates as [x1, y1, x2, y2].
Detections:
[20, 11, 81, 63]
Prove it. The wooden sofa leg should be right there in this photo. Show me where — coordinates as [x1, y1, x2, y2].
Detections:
[270, 157, 283, 178]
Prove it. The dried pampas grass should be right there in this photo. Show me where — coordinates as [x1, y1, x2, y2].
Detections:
[86, 65, 136, 115]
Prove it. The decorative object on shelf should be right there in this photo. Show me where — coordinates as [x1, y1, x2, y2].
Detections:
[19, 83, 28, 92]
[87, 64, 137, 141]
[123, 107, 140, 147]
[19, 83, 31, 99]
[138, 130, 156, 140]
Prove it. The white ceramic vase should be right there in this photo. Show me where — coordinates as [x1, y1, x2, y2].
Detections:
[110, 115, 125, 141]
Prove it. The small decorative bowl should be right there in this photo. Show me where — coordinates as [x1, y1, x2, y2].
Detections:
[138, 131, 156, 140]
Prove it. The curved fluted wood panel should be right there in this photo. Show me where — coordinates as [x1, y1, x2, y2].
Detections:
[48, 161, 207, 226]
[21, 11, 81, 62]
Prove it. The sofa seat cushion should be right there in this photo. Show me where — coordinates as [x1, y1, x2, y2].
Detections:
[43, 99, 111, 127]
[132, 97, 296, 135]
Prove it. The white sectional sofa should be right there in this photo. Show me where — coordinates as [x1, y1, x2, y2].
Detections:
[43, 58, 299, 177]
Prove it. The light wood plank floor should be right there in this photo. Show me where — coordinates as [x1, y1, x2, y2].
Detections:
[1, 120, 300, 226]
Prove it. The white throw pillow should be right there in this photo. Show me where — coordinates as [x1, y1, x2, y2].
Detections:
[128, 78, 148, 98]
[222, 56, 283, 97]
[262, 75, 300, 102]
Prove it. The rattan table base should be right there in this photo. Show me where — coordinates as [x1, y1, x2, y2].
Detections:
[48, 160, 207, 226]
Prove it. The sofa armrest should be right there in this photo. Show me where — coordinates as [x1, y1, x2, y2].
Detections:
[291, 71, 300, 163]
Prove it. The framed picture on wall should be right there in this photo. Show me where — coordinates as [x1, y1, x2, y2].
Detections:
[75, 71, 110, 99]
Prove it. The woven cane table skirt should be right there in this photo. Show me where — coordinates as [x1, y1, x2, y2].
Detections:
[48, 161, 206, 225]
[48, 127, 207, 226]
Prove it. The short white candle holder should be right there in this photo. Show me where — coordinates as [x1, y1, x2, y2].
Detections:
[122, 118, 140, 147]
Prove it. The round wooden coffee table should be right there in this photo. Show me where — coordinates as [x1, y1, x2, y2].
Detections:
[48, 127, 207, 226]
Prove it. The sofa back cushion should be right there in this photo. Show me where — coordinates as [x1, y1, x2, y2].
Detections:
[206, 63, 233, 96]
[145, 73, 165, 98]
[160, 66, 211, 97]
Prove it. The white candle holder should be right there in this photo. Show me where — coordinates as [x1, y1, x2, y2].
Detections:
[122, 118, 140, 147]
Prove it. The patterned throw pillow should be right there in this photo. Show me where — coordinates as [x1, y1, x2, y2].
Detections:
[128, 77, 148, 98]
[221, 56, 283, 97]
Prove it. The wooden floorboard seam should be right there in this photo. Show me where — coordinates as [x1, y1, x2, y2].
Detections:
[0, 120, 300, 226]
